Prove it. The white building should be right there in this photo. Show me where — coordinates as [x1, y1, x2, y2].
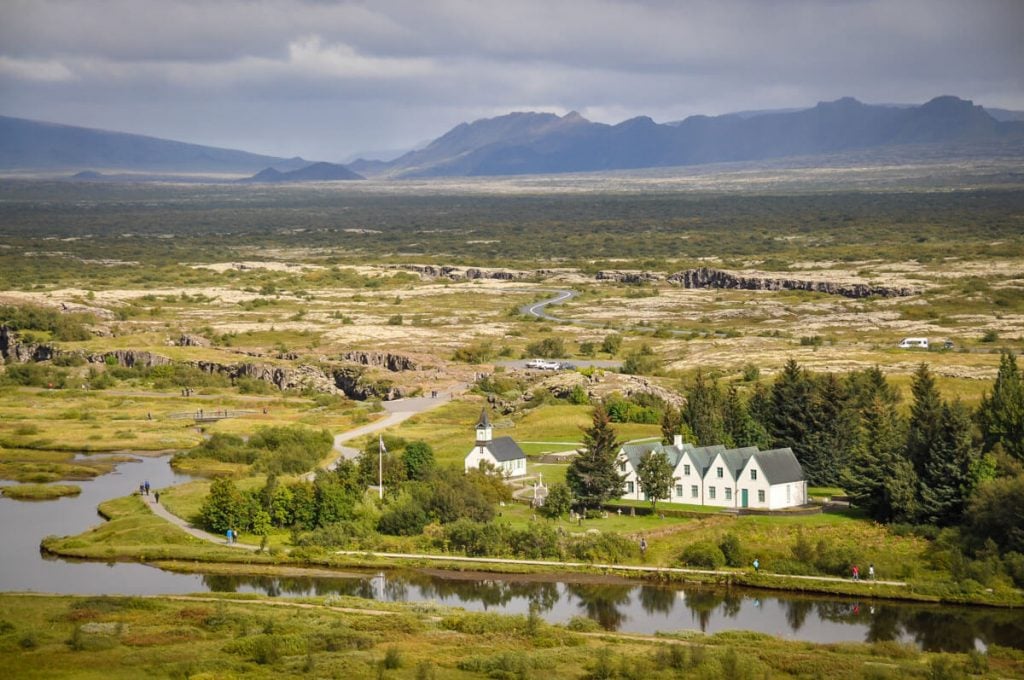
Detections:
[464, 409, 527, 478]
[616, 435, 806, 510]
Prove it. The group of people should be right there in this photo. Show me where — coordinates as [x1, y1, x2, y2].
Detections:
[225, 528, 239, 544]
[852, 564, 875, 581]
[138, 480, 159, 504]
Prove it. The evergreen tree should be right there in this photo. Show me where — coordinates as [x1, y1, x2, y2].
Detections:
[906, 363, 944, 477]
[566, 404, 625, 509]
[977, 351, 1024, 460]
[746, 381, 773, 440]
[769, 359, 816, 467]
[660, 405, 683, 445]
[803, 374, 858, 486]
[722, 384, 771, 449]
[844, 396, 916, 522]
[918, 399, 979, 526]
[539, 483, 573, 519]
[845, 366, 900, 417]
[635, 450, 676, 511]
[685, 370, 729, 446]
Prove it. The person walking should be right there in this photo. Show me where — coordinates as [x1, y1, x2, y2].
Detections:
[639, 536, 648, 558]
[226, 528, 233, 544]
[144, 480, 150, 495]
[153, 491, 160, 504]
[868, 564, 875, 581]
[852, 565, 860, 581]
[753, 558, 760, 573]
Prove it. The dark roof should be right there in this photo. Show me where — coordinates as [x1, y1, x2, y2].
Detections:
[753, 448, 805, 484]
[486, 436, 525, 462]
[476, 408, 491, 429]
[722, 446, 759, 477]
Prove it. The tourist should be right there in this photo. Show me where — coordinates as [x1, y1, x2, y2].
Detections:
[639, 537, 647, 557]
[753, 558, 760, 573]
[144, 480, 150, 495]
[226, 528, 233, 544]
[153, 491, 160, 504]
[852, 565, 860, 581]
[868, 564, 875, 580]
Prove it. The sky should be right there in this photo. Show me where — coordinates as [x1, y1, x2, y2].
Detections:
[1, 0, 1022, 162]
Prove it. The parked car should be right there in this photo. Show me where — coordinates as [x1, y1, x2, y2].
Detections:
[526, 359, 561, 370]
[943, 340, 955, 350]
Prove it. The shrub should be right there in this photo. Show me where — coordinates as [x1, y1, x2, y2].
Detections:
[680, 541, 726, 569]
[383, 646, 402, 669]
[526, 337, 566, 358]
[718, 533, 745, 567]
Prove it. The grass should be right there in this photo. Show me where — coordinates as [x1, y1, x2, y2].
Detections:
[2, 592, 1022, 679]
[1, 483, 81, 500]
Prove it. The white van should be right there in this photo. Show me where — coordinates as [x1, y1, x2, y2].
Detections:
[898, 337, 929, 349]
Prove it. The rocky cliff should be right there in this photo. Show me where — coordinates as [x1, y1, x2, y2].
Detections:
[667, 267, 915, 298]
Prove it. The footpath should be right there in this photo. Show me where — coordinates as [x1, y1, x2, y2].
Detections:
[331, 550, 907, 587]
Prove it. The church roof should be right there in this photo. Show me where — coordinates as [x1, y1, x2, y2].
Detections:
[476, 408, 491, 429]
[485, 436, 525, 462]
[752, 448, 805, 484]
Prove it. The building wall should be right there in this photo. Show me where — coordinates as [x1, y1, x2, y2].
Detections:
[672, 453, 704, 503]
[464, 446, 497, 473]
[735, 458, 772, 509]
[616, 455, 643, 501]
[702, 453, 737, 508]
[768, 480, 806, 509]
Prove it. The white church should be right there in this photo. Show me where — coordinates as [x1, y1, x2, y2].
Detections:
[463, 409, 527, 478]
[616, 435, 807, 510]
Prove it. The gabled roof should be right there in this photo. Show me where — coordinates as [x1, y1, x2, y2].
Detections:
[485, 436, 525, 462]
[753, 448, 804, 484]
[685, 445, 725, 476]
[476, 409, 491, 429]
[619, 441, 689, 471]
[722, 446, 759, 477]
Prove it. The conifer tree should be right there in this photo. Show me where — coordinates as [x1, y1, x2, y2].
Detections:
[567, 403, 625, 509]
[977, 351, 1024, 460]
[906, 363, 944, 477]
[723, 384, 771, 449]
[918, 399, 979, 526]
[803, 374, 858, 486]
[769, 359, 816, 467]
[685, 370, 729, 446]
[844, 396, 916, 522]
[660, 405, 683, 445]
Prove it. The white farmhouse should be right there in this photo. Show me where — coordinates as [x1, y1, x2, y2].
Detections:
[464, 409, 527, 478]
[616, 435, 806, 510]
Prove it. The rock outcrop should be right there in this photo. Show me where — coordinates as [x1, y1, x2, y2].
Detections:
[667, 267, 915, 298]
[595, 270, 662, 284]
[393, 264, 535, 281]
[0, 325, 57, 362]
[175, 334, 211, 347]
[340, 350, 418, 372]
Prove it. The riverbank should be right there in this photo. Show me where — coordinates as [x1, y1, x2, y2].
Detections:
[41, 493, 1024, 608]
[2, 592, 1020, 679]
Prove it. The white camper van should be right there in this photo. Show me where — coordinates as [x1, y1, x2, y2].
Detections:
[898, 337, 929, 349]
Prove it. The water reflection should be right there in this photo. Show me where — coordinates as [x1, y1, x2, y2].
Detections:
[189, 569, 1024, 652]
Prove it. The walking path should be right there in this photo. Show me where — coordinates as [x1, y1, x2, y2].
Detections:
[331, 550, 907, 587]
[147, 496, 258, 550]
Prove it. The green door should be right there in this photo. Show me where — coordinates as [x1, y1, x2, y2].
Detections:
[741, 489, 748, 508]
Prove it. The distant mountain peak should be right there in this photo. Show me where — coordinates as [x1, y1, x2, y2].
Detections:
[562, 111, 589, 123]
[242, 161, 363, 183]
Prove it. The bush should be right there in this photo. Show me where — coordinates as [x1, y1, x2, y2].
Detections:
[680, 541, 726, 569]
[718, 533, 745, 567]
[526, 337, 566, 358]
[383, 646, 402, 669]
[377, 494, 428, 536]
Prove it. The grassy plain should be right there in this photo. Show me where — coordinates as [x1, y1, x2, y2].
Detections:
[4, 592, 1021, 679]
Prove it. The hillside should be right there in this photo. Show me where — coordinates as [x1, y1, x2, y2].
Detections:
[358, 96, 1024, 178]
[0, 115, 311, 174]
[242, 162, 364, 182]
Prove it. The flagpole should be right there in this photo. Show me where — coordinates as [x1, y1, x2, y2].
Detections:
[378, 434, 384, 500]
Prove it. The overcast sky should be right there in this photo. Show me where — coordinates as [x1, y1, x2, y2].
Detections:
[1, 0, 1022, 161]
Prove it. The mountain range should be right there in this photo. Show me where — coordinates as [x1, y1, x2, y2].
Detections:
[350, 96, 1024, 178]
[1, 96, 1022, 179]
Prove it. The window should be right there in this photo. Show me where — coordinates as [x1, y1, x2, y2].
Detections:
[708, 486, 716, 499]
[750, 469, 757, 480]
[758, 490, 765, 503]
[683, 464, 691, 475]
[626, 481, 634, 493]
[691, 485, 699, 498]
[675, 484, 683, 497]
[725, 488, 732, 501]
[716, 467, 723, 478]
[619, 461, 626, 472]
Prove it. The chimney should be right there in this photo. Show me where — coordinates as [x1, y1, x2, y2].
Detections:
[673, 434, 683, 448]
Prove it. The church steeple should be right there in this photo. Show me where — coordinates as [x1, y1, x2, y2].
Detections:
[475, 408, 493, 445]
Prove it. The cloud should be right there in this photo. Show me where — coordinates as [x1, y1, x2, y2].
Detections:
[0, 56, 75, 82]
[0, 0, 1021, 159]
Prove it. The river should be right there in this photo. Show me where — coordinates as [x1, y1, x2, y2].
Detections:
[1, 454, 1021, 652]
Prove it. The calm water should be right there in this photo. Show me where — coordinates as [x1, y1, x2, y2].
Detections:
[1, 454, 1021, 652]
